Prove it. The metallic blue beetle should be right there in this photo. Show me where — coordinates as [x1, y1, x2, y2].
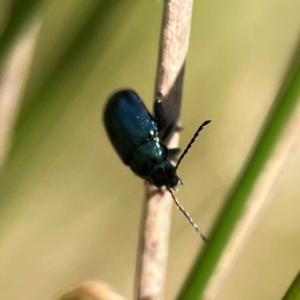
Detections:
[104, 89, 180, 188]
[103, 89, 210, 241]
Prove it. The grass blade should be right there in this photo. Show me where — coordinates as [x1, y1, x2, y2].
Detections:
[178, 35, 300, 300]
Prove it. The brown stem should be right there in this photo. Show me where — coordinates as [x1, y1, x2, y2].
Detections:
[135, 1, 194, 299]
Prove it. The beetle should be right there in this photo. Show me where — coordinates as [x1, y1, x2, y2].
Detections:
[103, 89, 210, 241]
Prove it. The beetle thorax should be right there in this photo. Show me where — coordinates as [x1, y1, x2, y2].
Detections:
[129, 139, 179, 188]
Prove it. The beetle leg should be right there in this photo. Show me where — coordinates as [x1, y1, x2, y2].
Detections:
[175, 124, 184, 132]
[161, 121, 180, 141]
[154, 96, 165, 131]
[168, 148, 181, 160]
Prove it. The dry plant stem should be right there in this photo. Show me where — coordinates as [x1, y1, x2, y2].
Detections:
[59, 280, 127, 300]
[0, 21, 41, 171]
[203, 98, 300, 299]
[136, 1, 193, 300]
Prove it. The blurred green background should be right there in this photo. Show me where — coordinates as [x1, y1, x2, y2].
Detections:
[0, 0, 300, 299]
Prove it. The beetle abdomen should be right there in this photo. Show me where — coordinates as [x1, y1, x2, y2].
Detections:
[103, 90, 159, 165]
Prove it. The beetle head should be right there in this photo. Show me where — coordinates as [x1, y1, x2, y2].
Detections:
[149, 160, 180, 188]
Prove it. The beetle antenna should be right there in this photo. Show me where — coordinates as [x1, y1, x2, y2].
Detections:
[168, 188, 207, 242]
[175, 120, 211, 171]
